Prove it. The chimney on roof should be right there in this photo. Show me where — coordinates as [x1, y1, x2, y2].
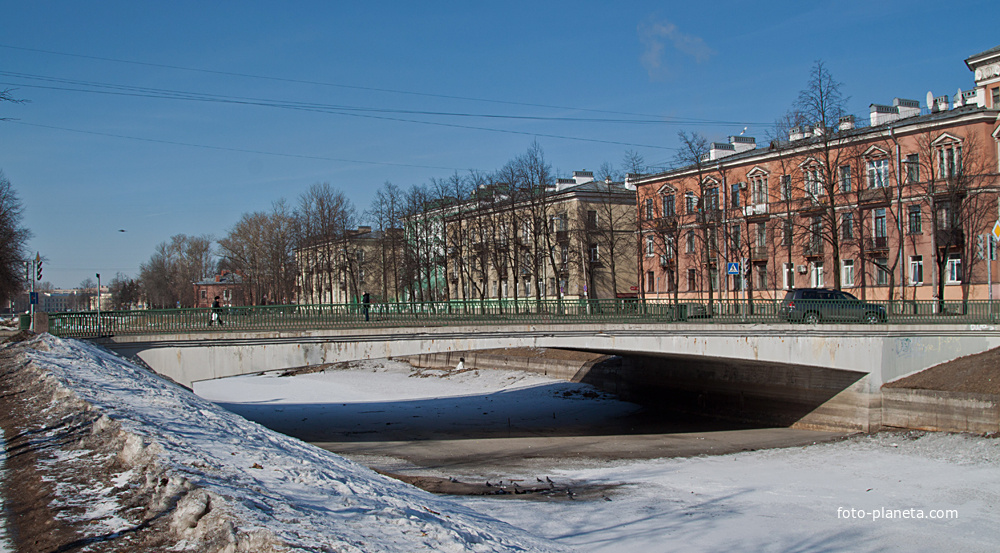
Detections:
[789, 125, 812, 142]
[894, 98, 921, 118]
[930, 95, 950, 113]
[572, 170, 595, 185]
[729, 135, 756, 153]
[707, 142, 736, 160]
[838, 115, 855, 131]
[870, 103, 900, 126]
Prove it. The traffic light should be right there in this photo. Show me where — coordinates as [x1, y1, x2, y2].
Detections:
[36, 260, 42, 281]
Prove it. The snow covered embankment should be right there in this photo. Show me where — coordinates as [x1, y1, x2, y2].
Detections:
[2, 334, 563, 552]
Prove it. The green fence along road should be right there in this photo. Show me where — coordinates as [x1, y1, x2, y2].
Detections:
[42, 297, 1000, 339]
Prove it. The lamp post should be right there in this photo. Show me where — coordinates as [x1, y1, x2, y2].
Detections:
[96, 273, 101, 336]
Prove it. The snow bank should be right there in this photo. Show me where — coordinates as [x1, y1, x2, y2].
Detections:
[0, 430, 11, 553]
[16, 334, 564, 552]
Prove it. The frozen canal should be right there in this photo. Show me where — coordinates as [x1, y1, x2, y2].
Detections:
[197, 360, 1000, 553]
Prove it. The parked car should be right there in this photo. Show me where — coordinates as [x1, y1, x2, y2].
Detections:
[778, 288, 887, 324]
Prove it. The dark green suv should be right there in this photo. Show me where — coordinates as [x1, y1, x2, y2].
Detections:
[778, 288, 887, 324]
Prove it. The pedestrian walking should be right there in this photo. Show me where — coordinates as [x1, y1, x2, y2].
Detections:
[210, 296, 224, 326]
[362, 291, 371, 321]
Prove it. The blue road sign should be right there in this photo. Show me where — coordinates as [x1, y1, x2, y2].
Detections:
[727, 262, 740, 275]
[30, 292, 39, 305]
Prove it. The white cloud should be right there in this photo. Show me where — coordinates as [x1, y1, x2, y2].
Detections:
[638, 17, 714, 81]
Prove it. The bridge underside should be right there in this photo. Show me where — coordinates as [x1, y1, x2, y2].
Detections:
[99, 323, 1000, 433]
[576, 351, 872, 431]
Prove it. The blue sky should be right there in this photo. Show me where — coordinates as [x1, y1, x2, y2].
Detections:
[2, 1, 994, 288]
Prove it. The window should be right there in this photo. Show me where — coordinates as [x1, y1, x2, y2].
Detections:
[704, 186, 719, 213]
[906, 154, 920, 183]
[867, 158, 888, 188]
[842, 259, 855, 287]
[755, 223, 767, 250]
[587, 210, 598, 229]
[842, 212, 854, 240]
[686, 230, 696, 253]
[810, 261, 824, 288]
[780, 175, 792, 200]
[731, 182, 742, 208]
[909, 255, 923, 285]
[907, 205, 922, 234]
[645, 198, 655, 220]
[223, 289, 232, 301]
[200, 290, 207, 300]
[709, 267, 719, 292]
[588, 243, 600, 263]
[804, 167, 822, 196]
[946, 254, 962, 283]
[839, 165, 852, 192]
[664, 235, 676, 259]
[646, 270, 655, 293]
[755, 264, 768, 290]
[750, 174, 768, 205]
[937, 201, 955, 229]
[521, 221, 531, 242]
[687, 268, 698, 291]
[560, 245, 568, 265]
[875, 257, 890, 286]
[781, 219, 793, 246]
[646, 235, 655, 256]
[685, 192, 698, 214]
[730, 224, 741, 251]
[662, 194, 675, 217]
[733, 268, 743, 291]
[782, 262, 794, 290]
[938, 144, 962, 179]
[993, 87, 1000, 108]
[874, 208, 887, 248]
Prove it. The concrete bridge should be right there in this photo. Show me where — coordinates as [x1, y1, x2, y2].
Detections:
[98, 323, 1000, 433]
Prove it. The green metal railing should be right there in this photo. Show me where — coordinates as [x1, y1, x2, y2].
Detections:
[44, 298, 1000, 339]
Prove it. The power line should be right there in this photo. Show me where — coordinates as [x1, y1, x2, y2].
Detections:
[0, 43, 760, 124]
[0, 79, 685, 151]
[4, 120, 470, 171]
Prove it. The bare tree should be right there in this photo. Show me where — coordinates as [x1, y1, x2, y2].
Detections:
[911, 130, 997, 310]
[296, 183, 355, 304]
[139, 234, 216, 308]
[789, 60, 852, 290]
[675, 130, 719, 311]
[218, 200, 296, 305]
[0, 171, 31, 305]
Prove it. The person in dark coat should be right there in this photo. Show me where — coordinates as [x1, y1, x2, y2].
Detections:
[210, 296, 224, 326]
[362, 291, 371, 321]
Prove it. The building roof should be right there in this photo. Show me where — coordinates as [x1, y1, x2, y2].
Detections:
[966, 44, 1000, 68]
[637, 104, 996, 183]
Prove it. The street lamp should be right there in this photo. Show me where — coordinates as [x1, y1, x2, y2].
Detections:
[96, 273, 101, 336]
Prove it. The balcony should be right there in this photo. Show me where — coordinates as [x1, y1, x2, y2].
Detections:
[803, 241, 824, 257]
[869, 236, 889, 251]
[751, 245, 768, 261]
[743, 203, 768, 218]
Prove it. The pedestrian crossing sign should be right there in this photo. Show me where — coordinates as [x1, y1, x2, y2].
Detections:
[727, 262, 740, 275]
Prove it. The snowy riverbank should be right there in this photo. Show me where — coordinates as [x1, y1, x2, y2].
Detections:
[203, 351, 1000, 553]
[0, 334, 564, 552]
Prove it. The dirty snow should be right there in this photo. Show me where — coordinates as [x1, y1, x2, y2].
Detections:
[0, 430, 11, 553]
[12, 335, 564, 552]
